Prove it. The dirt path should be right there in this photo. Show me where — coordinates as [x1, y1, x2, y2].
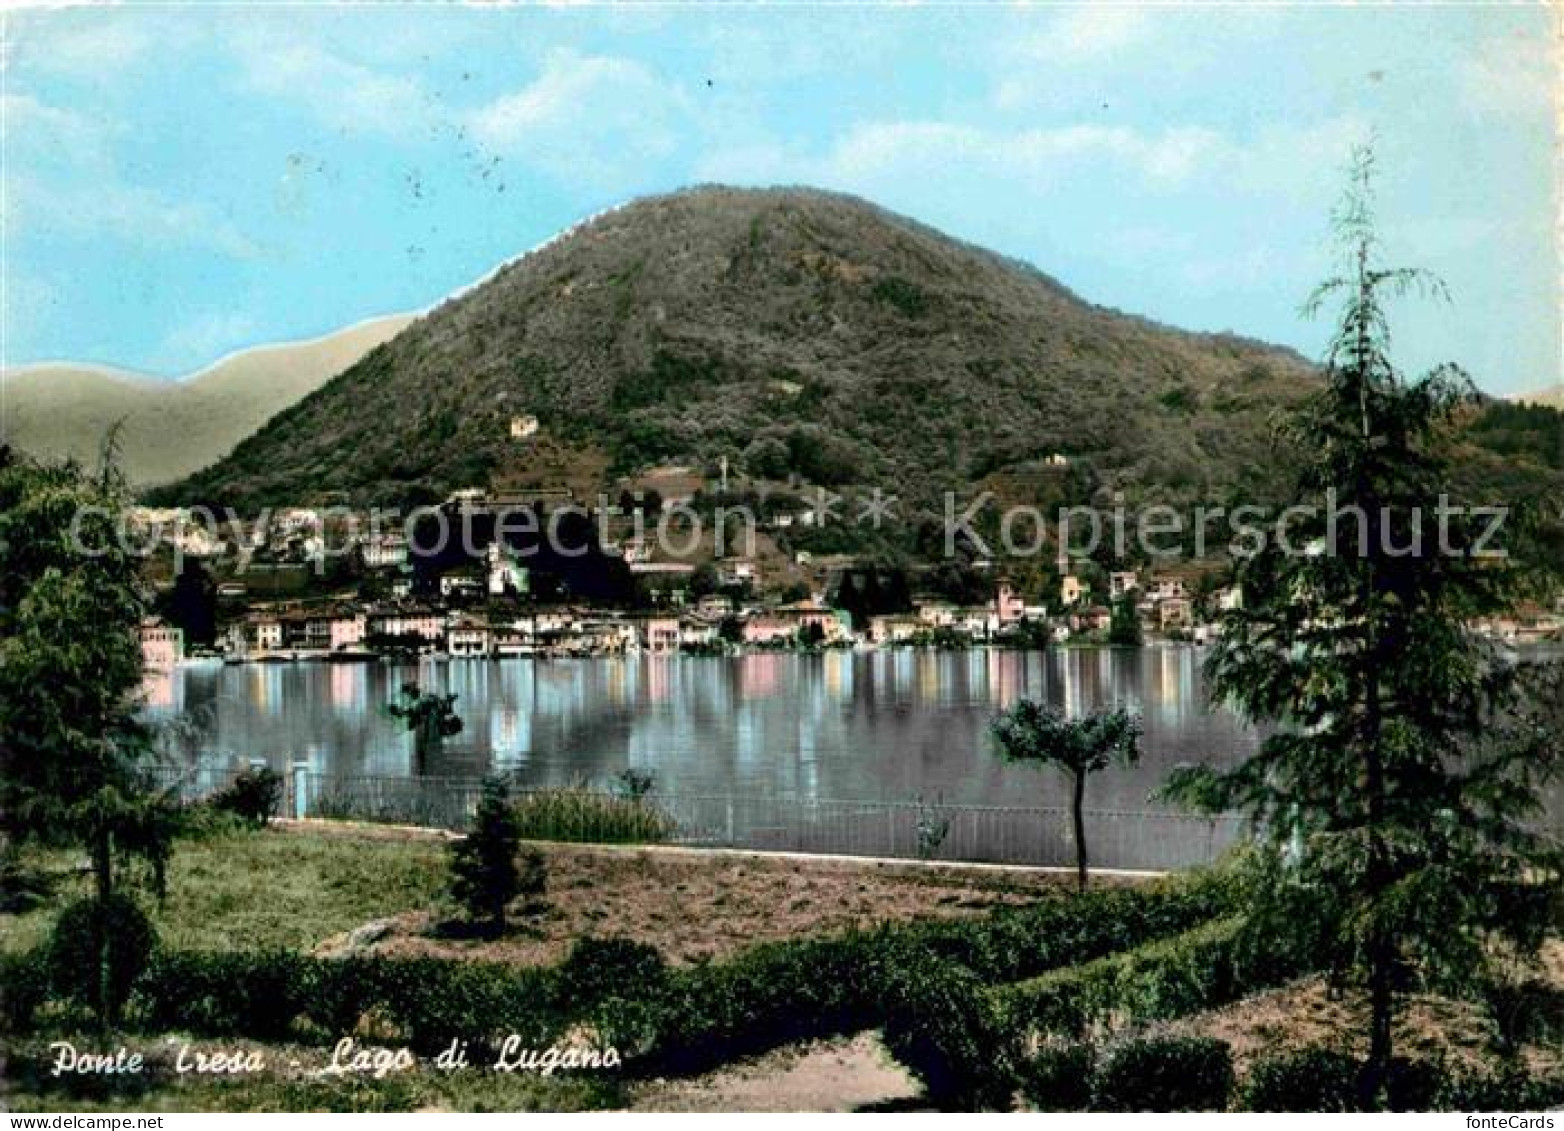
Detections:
[628, 1032, 922, 1112]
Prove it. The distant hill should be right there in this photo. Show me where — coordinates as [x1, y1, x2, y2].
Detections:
[162, 186, 1322, 519]
[2, 315, 414, 485]
[1514, 386, 1564, 410]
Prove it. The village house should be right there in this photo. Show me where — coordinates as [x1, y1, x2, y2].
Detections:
[630, 614, 681, 654]
[509, 414, 540, 440]
[1070, 605, 1113, 635]
[440, 565, 486, 601]
[868, 613, 924, 645]
[329, 613, 367, 652]
[1147, 576, 1188, 603]
[1109, 571, 1140, 600]
[1159, 596, 1195, 632]
[447, 617, 494, 658]
[1060, 574, 1089, 607]
[248, 614, 284, 653]
[138, 617, 184, 672]
[717, 556, 759, 588]
[368, 607, 445, 645]
[995, 583, 1025, 625]
[362, 532, 409, 569]
[486, 542, 529, 596]
[696, 594, 735, 619]
[679, 615, 721, 649]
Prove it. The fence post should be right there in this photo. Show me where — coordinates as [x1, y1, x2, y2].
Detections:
[292, 761, 309, 820]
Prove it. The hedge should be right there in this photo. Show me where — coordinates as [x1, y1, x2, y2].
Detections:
[2, 869, 1239, 1079]
[997, 914, 1306, 1039]
[1090, 1035, 1234, 1112]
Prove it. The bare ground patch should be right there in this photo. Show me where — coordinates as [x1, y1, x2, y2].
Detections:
[627, 1031, 920, 1112]
[1170, 937, 1564, 1081]
[301, 829, 1129, 966]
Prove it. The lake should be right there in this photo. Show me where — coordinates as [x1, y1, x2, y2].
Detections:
[148, 646, 1256, 809]
[144, 646, 1560, 869]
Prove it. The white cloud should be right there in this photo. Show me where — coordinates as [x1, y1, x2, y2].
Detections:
[8, 14, 165, 79]
[233, 34, 435, 139]
[1025, 7, 1150, 63]
[1458, 32, 1553, 119]
[12, 174, 260, 261]
[470, 50, 691, 189]
[702, 120, 1230, 194]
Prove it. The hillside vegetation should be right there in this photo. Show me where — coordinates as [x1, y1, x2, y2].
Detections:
[162, 187, 1319, 516]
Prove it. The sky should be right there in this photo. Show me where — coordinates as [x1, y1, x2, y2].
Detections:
[4, 3, 1558, 396]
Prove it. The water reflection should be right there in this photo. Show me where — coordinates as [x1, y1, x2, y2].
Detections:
[149, 648, 1288, 813]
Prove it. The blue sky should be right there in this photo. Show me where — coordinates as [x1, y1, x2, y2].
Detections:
[6, 4, 1557, 395]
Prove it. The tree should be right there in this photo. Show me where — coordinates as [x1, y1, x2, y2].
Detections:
[449, 775, 539, 933]
[0, 443, 173, 1029]
[990, 701, 1141, 891]
[388, 682, 464, 771]
[1108, 593, 1142, 647]
[1161, 147, 1562, 1107]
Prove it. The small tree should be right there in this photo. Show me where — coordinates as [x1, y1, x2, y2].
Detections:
[389, 682, 463, 770]
[990, 701, 1141, 890]
[450, 776, 532, 933]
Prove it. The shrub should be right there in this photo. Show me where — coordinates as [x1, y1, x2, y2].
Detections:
[1017, 1039, 1095, 1111]
[1091, 1035, 1233, 1112]
[879, 947, 1017, 1110]
[1436, 1063, 1564, 1112]
[0, 950, 50, 1033]
[138, 949, 309, 1040]
[450, 776, 530, 932]
[46, 894, 157, 1024]
[999, 915, 1302, 1041]
[510, 788, 674, 845]
[556, 937, 670, 1056]
[1240, 1045, 1360, 1112]
[211, 766, 284, 826]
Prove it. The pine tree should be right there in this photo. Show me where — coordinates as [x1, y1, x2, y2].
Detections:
[1162, 146, 1562, 1106]
[449, 776, 532, 933]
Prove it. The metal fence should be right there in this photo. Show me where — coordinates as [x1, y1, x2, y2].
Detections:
[147, 763, 1251, 871]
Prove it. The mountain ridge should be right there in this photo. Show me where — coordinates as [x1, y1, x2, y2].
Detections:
[163, 185, 1323, 523]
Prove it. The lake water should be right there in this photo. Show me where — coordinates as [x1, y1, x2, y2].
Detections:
[145, 645, 1560, 868]
[147, 647, 1257, 813]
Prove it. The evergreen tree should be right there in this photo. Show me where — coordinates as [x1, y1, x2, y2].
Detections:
[0, 442, 174, 1029]
[449, 776, 534, 933]
[990, 701, 1141, 891]
[1161, 147, 1562, 1106]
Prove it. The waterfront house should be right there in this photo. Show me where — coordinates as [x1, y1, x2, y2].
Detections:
[447, 617, 494, 658]
[868, 613, 923, 644]
[631, 614, 681, 654]
[139, 617, 184, 672]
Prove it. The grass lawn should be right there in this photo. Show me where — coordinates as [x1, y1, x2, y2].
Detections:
[2, 822, 449, 955]
[3, 819, 1099, 963]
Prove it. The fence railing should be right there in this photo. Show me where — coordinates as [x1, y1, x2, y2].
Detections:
[145, 763, 1252, 871]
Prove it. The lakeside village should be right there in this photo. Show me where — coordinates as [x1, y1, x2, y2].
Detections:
[129, 476, 1564, 672]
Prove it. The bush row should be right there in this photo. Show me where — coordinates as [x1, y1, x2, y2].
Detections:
[997, 914, 1303, 1040]
[3, 869, 1237, 1076]
[1019, 1036, 1564, 1113]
